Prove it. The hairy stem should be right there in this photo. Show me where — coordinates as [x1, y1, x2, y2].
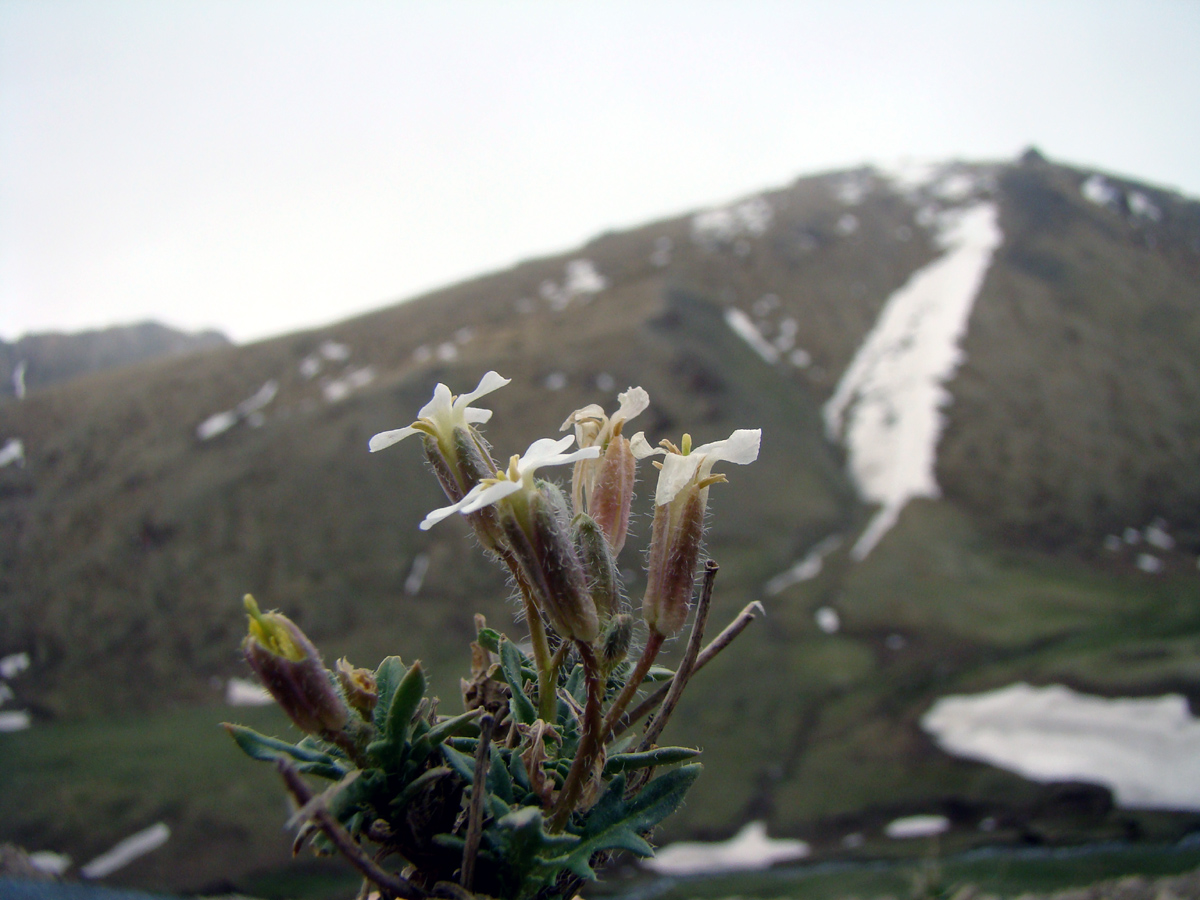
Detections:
[461, 713, 496, 892]
[549, 642, 604, 831]
[276, 759, 424, 900]
[638, 560, 717, 752]
[499, 549, 557, 721]
[601, 629, 666, 743]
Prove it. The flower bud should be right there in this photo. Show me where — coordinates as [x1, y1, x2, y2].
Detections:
[335, 658, 378, 718]
[242, 594, 350, 736]
[588, 434, 637, 554]
[502, 487, 600, 643]
[600, 613, 634, 670]
[642, 486, 705, 636]
[572, 513, 619, 626]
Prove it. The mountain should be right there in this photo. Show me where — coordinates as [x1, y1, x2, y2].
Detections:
[1, 152, 1199, 894]
[0, 321, 230, 398]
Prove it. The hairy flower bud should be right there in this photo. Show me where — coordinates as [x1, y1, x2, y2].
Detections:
[573, 513, 620, 626]
[588, 434, 637, 553]
[642, 487, 705, 636]
[242, 595, 350, 736]
[600, 613, 634, 670]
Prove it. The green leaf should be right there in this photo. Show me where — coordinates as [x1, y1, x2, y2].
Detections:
[489, 743, 515, 804]
[441, 743, 478, 784]
[501, 640, 537, 726]
[390, 766, 456, 811]
[372, 656, 406, 731]
[489, 806, 580, 899]
[564, 663, 585, 704]
[477, 627, 503, 654]
[384, 661, 426, 749]
[412, 708, 482, 759]
[604, 746, 701, 775]
[223, 724, 346, 780]
[548, 765, 702, 879]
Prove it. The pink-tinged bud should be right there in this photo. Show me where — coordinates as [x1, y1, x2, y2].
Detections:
[335, 658, 378, 718]
[501, 487, 600, 643]
[642, 487, 705, 636]
[242, 595, 350, 736]
[588, 434, 637, 554]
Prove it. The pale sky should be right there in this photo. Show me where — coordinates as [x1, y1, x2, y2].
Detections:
[2, 1, 1198, 344]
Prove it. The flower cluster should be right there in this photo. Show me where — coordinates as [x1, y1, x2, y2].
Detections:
[228, 371, 762, 900]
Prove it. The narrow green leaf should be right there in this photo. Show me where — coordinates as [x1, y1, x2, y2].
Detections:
[604, 746, 701, 775]
[488, 743, 515, 803]
[223, 723, 345, 779]
[441, 743, 477, 783]
[477, 627, 503, 654]
[372, 656, 407, 731]
[383, 661, 426, 749]
[501, 640, 537, 726]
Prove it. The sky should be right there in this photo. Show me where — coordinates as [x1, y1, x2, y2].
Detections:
[2, 1, 1198, 345]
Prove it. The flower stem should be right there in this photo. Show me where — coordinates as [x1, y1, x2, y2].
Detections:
[499, 548, 557, 721]
[549, 641, 604, 831]
[601, 629, 665, 743]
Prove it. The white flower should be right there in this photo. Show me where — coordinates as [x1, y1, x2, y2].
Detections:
[631, 429, 761, 506]
[560, 386, 650, 450]
[368, 371, 510, 452]
[420, 435, 600, 530]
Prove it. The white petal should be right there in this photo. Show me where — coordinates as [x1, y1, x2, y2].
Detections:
[420, 492, 478, 530]
[695, 429, 762, 466]
[629, 432, 663, 459]
[519, 435, 579, 468]
[614, 387, 650, 424]
[369, 426, 420, 452]
[462, 407, 494, 425]
[655, 453, 704, 505]
[459, 479, 523, 514]
[417, 383, 455, 421]
[456, 371, 511, 409]
[560, 404, 606, 432]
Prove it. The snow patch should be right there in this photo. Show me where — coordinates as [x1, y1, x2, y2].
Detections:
[815, 607, 841, 634]
[544, 372, 568, 391]
[725, 308, 779, 364]
[1128, 191, 1162, 221]
[835, 213, 859, 236]
[885, 815, 949, 839]
[541, 259, 607, 311]
[643, 821, 809, 875]
[0, 652, 30, 679]
[765, 536, 842, 595]
[1145, 521, 1174, 550]
[225, 678, 273, 706]
[405, 553, 431, 596]
[197, 380, 278, 440]
[13, 360, 27, 399]
[834, 175, 870, 206]
[691, 197, 773, 246]
[323, 366, 376, 403]
[29, 851, 72, 876]
[0, 438, 24, 468]
[651, 236, 673, 267]
[922, 683, 1200, 810]
[0, 710, 31, 732]
[824, 202, 1003, 559]
[81, 822, 171, 879]
[319, 340, 350, 362]
[1136, 553, 1163, 574]
[1082, 174, 1121, 208]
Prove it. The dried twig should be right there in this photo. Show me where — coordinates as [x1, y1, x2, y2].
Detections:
[277, 758, 425, 900]
[613, 598, 765, 740]
[637, 560, 718, 752]
[461, 713, 495, 891]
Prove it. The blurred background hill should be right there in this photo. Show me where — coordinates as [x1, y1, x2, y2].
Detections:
[2, 153, 1199, 894]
